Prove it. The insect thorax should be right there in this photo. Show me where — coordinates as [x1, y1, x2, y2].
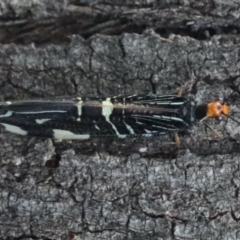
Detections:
[179, 100, 196, 126]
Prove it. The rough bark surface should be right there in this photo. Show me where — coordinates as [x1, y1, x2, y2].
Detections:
[1, 1, 240, 240]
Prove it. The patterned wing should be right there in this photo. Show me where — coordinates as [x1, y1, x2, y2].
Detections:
[0, 95, 195, 139]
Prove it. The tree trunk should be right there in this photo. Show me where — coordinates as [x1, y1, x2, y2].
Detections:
[0, 1, 240, 239]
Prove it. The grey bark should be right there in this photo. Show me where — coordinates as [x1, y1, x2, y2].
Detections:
[0, 0, 240, 239]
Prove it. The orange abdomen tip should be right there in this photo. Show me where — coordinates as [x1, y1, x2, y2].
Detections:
[207, 101, 230, 118]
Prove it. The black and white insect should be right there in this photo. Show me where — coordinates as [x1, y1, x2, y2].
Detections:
[0, 95, 233, 140]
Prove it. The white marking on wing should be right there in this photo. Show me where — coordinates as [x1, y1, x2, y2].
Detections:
[150, 115, 184, 122]
[132, 115, 180, 130]
[144, 129, 154, 134]
[152, 124, 175, 130]
[124, 122, 135, 134]
[102, 98, 114, 116]
[102, 98, 126, 138]
[131, 115, 170, 125]
[77, 98, 83, 117]
[143, 134, 154, 137]
[0, 123, 27, 135]
[169, 117, 184, 122]
[53, 129, 90, 140]
[153, 115, 169, 119]
[0, 111, 13, 118]
[16, 110, 67, 114]
[95, 125, 100, 130]
[35, 119, 51, 124]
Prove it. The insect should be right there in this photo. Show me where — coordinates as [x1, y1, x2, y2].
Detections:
[0, 95, 237, 140]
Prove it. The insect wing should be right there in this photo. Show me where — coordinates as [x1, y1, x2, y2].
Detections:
[0, 100, 78, 138]
[0, 95, 192, 139]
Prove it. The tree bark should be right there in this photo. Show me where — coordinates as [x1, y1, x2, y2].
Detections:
[0, 1, 240, 239]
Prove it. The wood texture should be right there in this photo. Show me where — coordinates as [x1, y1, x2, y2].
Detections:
[0, 0, 240, 239]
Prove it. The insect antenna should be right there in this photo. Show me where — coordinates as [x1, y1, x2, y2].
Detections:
[202, 121, 221, 137]
[198, 113, 221, 137]
[222, 90, 235, 104]
[222, 112, 240, 125]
